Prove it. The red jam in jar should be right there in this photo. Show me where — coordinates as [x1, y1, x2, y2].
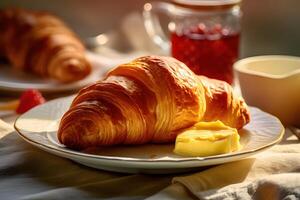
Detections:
[171, 24, 239, 84]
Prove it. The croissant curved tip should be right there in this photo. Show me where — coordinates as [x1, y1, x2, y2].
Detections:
[52, 58, 92, 83]
[240, 100, 251, 127]
[58, 117, 101, 150]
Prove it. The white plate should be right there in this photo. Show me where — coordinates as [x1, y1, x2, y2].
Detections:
[0, 52, 112, 93]
[14, 96, 284, 174]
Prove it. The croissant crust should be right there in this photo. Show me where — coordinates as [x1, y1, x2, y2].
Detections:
[58, 56, 250, 150]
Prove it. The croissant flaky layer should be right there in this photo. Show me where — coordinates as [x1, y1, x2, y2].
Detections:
[58, 56, 250, 150]
[0, 8, 91, 82]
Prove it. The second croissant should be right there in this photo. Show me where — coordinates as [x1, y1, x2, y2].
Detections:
[0, 8, 91, 83]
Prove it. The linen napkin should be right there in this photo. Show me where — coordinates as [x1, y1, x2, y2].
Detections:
[147, 130, 300, 200]
[1, 117, 299, 200]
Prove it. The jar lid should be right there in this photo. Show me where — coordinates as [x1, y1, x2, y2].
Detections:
[173, 0, 241, 6]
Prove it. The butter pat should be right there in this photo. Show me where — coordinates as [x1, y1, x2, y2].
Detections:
[174, 121, 240, 157]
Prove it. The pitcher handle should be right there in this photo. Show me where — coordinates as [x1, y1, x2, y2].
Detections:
[143, 2, 173, 52]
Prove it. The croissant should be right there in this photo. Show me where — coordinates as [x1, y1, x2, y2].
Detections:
[0, 8, 91, 82]
[58, 56, 250, 150]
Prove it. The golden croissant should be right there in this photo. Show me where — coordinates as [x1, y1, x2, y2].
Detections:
[0, 8, 91, 82]
[58, 56, 250, 150]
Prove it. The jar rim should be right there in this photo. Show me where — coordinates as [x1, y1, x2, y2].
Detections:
[173, 0, 241, 6]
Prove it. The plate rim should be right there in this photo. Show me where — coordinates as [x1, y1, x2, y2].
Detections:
[14, 97, 285, 164]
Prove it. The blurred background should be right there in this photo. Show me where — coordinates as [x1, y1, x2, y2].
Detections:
[1, 0, 299, 58]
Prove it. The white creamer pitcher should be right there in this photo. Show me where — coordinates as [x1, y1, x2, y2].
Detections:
[234, 55, 300, 127]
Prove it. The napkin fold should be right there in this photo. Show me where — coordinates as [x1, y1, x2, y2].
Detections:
[0, 118, 14, 138]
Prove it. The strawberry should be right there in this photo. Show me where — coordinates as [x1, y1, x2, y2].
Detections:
[16, 89, 46, 114]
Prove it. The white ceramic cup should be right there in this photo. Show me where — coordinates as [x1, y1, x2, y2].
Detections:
[234, 55, 300, 127]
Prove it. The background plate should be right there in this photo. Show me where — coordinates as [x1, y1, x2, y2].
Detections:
[0, 52, 112, 93]
[14, 96, 284, 174]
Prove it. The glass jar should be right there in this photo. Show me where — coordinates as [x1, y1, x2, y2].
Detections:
[143, 0, 242, 84]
